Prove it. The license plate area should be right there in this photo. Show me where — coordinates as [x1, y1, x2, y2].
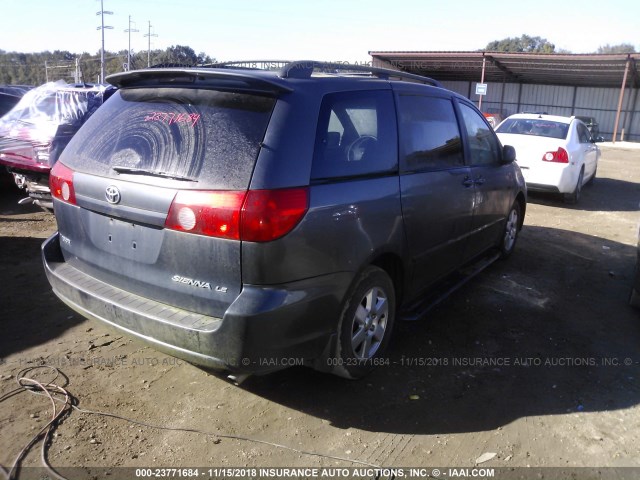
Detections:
[86, 213, 163, 264]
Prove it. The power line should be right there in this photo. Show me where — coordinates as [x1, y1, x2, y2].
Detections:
[82, 54, 126, 63]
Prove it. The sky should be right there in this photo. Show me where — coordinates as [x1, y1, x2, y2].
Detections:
[1, 0, 639, 61]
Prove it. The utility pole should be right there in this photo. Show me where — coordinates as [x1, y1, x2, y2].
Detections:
[96, 0, 113, 83]
[124, 15, 139, 71]
[144, 21, 158, 68]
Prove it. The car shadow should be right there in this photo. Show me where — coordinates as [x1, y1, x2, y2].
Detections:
[0, 183, 81, 359]
[527, 177, 639, 212]
[238, 225, 640, 435]
[0, 235, 84, 359]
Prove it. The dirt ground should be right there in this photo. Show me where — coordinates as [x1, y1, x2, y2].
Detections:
[1, 146, 639, 478]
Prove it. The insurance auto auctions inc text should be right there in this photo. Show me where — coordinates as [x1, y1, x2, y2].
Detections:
[398, 356, 631, 367]
[202, 467, 495, 478]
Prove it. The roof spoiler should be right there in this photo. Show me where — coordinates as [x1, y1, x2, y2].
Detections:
[106, 68, 293, 93]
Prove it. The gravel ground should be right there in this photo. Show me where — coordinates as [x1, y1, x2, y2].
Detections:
[1, 146, 639, 479]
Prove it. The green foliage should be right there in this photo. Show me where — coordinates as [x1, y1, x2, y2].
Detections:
[596, 43, 636, 54]
[0, 46, 216, 86]
[485, 35, 556, 53]
[484, 36, 637, 55]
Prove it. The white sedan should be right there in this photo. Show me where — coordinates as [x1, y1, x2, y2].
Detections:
[495, 114, 599, 204]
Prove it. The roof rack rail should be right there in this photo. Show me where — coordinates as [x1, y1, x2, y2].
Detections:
[196, 60, 442, 87]
[280, 60, 442, 87]
[201, 60, 291, 70]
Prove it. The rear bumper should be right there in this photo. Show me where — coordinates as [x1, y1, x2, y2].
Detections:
[520, 164, 577, 194]
[42, 232, 351, 374]
[525, 183, 560, 193]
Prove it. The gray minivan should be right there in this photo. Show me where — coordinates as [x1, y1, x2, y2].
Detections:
[43, 61, 526, 379]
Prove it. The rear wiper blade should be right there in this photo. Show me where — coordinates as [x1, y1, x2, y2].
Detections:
[112, 165, 198, 182]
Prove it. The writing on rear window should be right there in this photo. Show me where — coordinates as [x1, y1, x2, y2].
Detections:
[144, 112, 201, 127]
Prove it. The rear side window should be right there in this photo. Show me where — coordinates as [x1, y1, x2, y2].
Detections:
[576, 122, 591, 143]
[397, 95, 463, 172]
[60, 88, 276, 190]
[311, 90, 397, 181]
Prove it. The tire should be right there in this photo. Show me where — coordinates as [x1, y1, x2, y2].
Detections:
[630, 288, 640, 309]
[564, 168, 584, 204]
[333, 266, 396, 379]
[499, 201, 521, 259]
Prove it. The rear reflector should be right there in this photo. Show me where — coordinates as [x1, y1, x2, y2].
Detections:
[165, 187, 309, 242]
[542, 147, 569, 163]
[50, 162, 77, 205]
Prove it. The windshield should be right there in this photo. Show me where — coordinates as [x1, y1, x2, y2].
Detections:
[496, 118, 569, 140]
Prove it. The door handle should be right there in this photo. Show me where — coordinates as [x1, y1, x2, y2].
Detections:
[462, 177, 474, 188]
[474, 176, 486, 185]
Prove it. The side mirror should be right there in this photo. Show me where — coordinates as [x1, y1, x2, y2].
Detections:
[502, 145, 516, 164]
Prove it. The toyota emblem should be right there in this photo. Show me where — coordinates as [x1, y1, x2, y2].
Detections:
[105, 185, 121, 204]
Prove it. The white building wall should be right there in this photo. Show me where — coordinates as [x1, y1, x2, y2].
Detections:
[439, 80, 639, 141]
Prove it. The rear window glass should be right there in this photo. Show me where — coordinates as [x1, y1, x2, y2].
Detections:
[496, 118, 569, 140]
[60, 88, 276, 190]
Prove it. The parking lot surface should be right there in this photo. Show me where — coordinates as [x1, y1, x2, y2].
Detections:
[1, 146, 639, 474]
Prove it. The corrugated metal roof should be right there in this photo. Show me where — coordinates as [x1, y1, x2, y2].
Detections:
[369, 51, 639, 88]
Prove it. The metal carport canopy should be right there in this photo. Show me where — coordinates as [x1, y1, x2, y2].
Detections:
[370, 51, 640, 142]
[369, 51, 639, 88]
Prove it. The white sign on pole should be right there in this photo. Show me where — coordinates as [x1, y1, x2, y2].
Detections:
[476, 83, 488, 96]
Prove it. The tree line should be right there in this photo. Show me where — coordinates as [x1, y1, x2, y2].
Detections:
[0, 45, 215, 85]
[484, 35, 636, 54]
[0, 37, 636, 86]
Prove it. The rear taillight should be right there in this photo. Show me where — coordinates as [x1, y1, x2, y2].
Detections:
[165, 190, 246, 240]
[33, 144, 52, 164]
[542, 147, 569, 163]
[50, 162, 76, 205]
[165, 187, 309, 242]
[241, 188, 309, 242]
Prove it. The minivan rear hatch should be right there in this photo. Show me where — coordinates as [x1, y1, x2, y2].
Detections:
[53, 82, 277, 318]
